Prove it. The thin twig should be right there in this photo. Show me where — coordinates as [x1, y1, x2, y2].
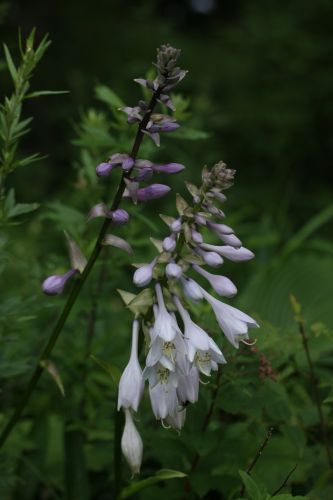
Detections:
[0, 90, 160, 449]
[239, 427, 274, 497]
[272, 464, 298, 496]
[296, 316, 333, 472]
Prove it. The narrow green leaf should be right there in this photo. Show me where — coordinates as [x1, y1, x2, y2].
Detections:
[25, 90, 69, 99]
[40, 359, 65, 397]
[119, 469, 186, 499]
[3, 44, 17, 81]
[8, 202, 39, 218]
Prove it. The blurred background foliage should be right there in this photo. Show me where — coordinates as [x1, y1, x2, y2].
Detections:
[0, 0, 333, 499]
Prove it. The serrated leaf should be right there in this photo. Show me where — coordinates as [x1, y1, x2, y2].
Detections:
[90, 355, 121, 385]
[40, 359, 65, 397]
[119, 469, 186, 499]
[102, 234, 133, 254]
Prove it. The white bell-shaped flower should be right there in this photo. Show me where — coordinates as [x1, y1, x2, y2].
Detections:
[201, 288, 259, 348]
[118, 320, 144, 411]
[152, 284, 182, 342]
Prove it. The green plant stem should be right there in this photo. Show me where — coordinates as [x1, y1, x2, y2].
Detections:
[0, 90, 160, 449]
[296, 317, 333, 472]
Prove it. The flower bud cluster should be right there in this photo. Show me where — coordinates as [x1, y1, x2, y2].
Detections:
[117, 161, 259, 457]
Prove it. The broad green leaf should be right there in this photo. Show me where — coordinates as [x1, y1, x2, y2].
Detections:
[119, 469, 186, 499]
[239, 471, 268, 500]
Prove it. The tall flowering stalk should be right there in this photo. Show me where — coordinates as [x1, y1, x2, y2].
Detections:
[0, 44, 186, 449]
[118, 161, 259, 471]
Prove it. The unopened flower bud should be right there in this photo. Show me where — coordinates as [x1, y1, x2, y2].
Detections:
[121, 409, 143, 476]
[170, 218, 182, 233]
[133, 259, 156, 287]
[166, 262, 182, 279]
[181, 277, 203, 302]
[196, 248, 223, 267]
[111, 208, 129, 225]
[136, 184, 171, 202]
[191, 229, 203, 244]
[42, 269, 77, 295]
[153, 162, 185, 174]
[162, 234, 176, 252]
[96, 162, 114, 177]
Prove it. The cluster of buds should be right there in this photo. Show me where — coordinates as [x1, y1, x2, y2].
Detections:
[42, 44, 186, 295]
[117, 161, 259, 474]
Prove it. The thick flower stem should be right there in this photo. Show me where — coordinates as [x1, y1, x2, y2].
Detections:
[0, 91, 160, 450]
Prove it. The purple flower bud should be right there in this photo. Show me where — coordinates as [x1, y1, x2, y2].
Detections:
[165, 262, 182, 280]
[162, 234, 176, 252]
[152, 163, 185, 174]
[122, 156, 135, 171]
[195, 214, 207, 226]
[219, 233, 242, 248]
[42, 269, 77, 295]
[200, 243, 254, 262]
[136, 184, 171, 202]
[111, 209, 129, 225]
[96, 162, 114, 177]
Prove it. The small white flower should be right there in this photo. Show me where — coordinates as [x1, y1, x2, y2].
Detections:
[201, 288, 259, 348]
[133, 258, 156, 287]
[145, 365, 179, 419]
[152, 284, 182, 342]
[118, 320, 144, 411]
[193, 264, 237, 297]
[121, 409, 143, 476]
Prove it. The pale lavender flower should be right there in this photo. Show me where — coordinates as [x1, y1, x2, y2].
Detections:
[118, 320, 144, 411]
[196, 248, 223, 267]
[124, 184, 171, 202]
[147, 368, 179, 419]
[42, 269, 77, 295]
[193, 265, 237, 297]
[177, 366, 199, 404]
[153, 163, 185, 174]
[170, 218, 182, 233]
[181, 276, 204, 302]
[152, 284, 182, 342]
[120, 106, 143, 124]
[121, 409, 143, 476]
[200, 243, 254, 262]
[201, 288, 259, 348]
[96, 162, 115, 177]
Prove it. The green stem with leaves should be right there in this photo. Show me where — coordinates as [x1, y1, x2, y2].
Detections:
[0, 90, 160, 449]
